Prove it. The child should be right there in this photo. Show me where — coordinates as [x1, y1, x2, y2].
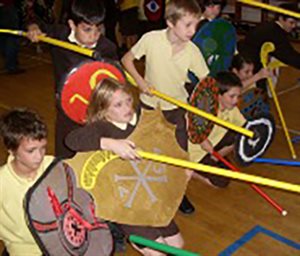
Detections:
[230, 54, 270, 93]
[230, 54, 271, 118]
[0, 109, 54, 256]
[197, 0, 227, 29]
[121, 0, 209, 213]
[237, 3, 300, 91]
[65, 78, 186, 256]
[26, 0, 118, 158]
[119, 0, 139, 51]
[188, 71, 246, 187]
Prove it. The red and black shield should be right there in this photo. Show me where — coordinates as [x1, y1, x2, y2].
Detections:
[60, 61, 126, 124]
[25, 159, 113, 256]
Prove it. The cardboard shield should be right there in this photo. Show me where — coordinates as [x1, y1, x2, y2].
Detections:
[189, 18, 236, 83]
[239, 88, 270, 120]
[25, 159, 113, 256]
[66, 109, 189, 227]
[188, 77, 219, 144]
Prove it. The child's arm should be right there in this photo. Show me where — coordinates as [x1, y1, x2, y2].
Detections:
[242, 68, 271, 91]
[200, 139, 214, 154]
[26, 23, 45, 42]
[101, 138, 140, 160]
[121, 51, 152, 94]
[65, 123, 140, 160]
[217, 145, 234, 158]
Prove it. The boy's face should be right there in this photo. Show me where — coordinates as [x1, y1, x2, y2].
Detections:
[68, 20, 102, 48]
[11, 137, 47, 177]
[204, 4, 221, 20]
[279, 17, 297, 33]
[219, 86, 241, 110]
[233, 63, 254, 82]
[105, 89, 134, 124]
[167, 13, 199, 42]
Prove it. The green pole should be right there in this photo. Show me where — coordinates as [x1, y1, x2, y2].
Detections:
[129, 235, 200, 256]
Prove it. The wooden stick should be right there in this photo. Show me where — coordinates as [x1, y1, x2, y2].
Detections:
[136, 151, 300, 194]
[212, 151, 287, 216]
[0, 29, 254, 138]
[129, 235, 200, 256]
[238, 0, 300, 19]
[260, 42, 297, 159]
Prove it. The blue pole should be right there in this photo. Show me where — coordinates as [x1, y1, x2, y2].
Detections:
[253, 158, 300, 167]
[292, 136, 300, 143]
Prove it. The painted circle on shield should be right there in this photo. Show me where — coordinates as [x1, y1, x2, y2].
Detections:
[235, 113, 275, 166]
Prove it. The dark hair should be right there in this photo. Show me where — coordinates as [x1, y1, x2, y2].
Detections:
[215, 71, 242, 95]
[70, 0, 106, 26]
[200, 0, 227, 11]
[165, 0, 201, 25]
[276, 3, 299, 20]
[230, 54, 254, 71]
[0, 109, 47, 151]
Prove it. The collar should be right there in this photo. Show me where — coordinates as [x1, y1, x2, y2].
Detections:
[7, 154, 41, 184]
[111, 112, 137, 130]
[275, 21, 284, 30]
[68, 30, 97, 49]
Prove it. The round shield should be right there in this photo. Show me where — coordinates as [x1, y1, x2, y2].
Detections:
[143, 0, 165, 22]
[235, 113, 276, 166]
[60, 61, 126, 124]
[239, 88, 270, 120]
[189, 18, 236, 84]
[188, 77, 219, 144]
[25, 159, 113, 256]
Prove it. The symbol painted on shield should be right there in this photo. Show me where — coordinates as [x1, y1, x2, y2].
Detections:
[114, 148, 168, 208]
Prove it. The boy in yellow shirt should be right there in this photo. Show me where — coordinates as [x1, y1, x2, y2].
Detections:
[189, 71, 246, 187]
[0, 109, 54, 256]
[122, 0, 209, 214]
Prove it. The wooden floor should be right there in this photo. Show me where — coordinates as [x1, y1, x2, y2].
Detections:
[0, 42, 300, 256]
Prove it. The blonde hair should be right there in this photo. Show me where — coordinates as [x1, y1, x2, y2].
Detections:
[86, 78, 134, 124]
[165, 0, 201, 25]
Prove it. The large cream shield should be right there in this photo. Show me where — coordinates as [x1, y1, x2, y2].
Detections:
[66, 109, 189, 227]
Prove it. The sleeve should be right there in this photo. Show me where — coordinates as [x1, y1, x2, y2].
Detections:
[65, 122, 107, 152]
[233, 107, 247, 127]
[96, 36, 119, 61]
[189, 44, 209, 81]
[130, 32, 150, 60]
[272, 31, 300, 69]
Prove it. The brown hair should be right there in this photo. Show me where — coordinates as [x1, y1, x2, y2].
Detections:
[0, 108, 47, 151]
[86, 78, 134, 123]
[165, 0, 201, 25]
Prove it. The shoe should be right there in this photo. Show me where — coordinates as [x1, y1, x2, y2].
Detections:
[179, 195, 195, 214]
[7, 68, 25, 75]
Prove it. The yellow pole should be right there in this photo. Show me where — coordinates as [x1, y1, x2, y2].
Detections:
[260, 42, 297, 159]
[0, 29, 254, 138]
[0, 29, 94, 57]
[238, 0, 300, 19]
[125, 71, 253, 137]
[137, 151, 300, 193]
